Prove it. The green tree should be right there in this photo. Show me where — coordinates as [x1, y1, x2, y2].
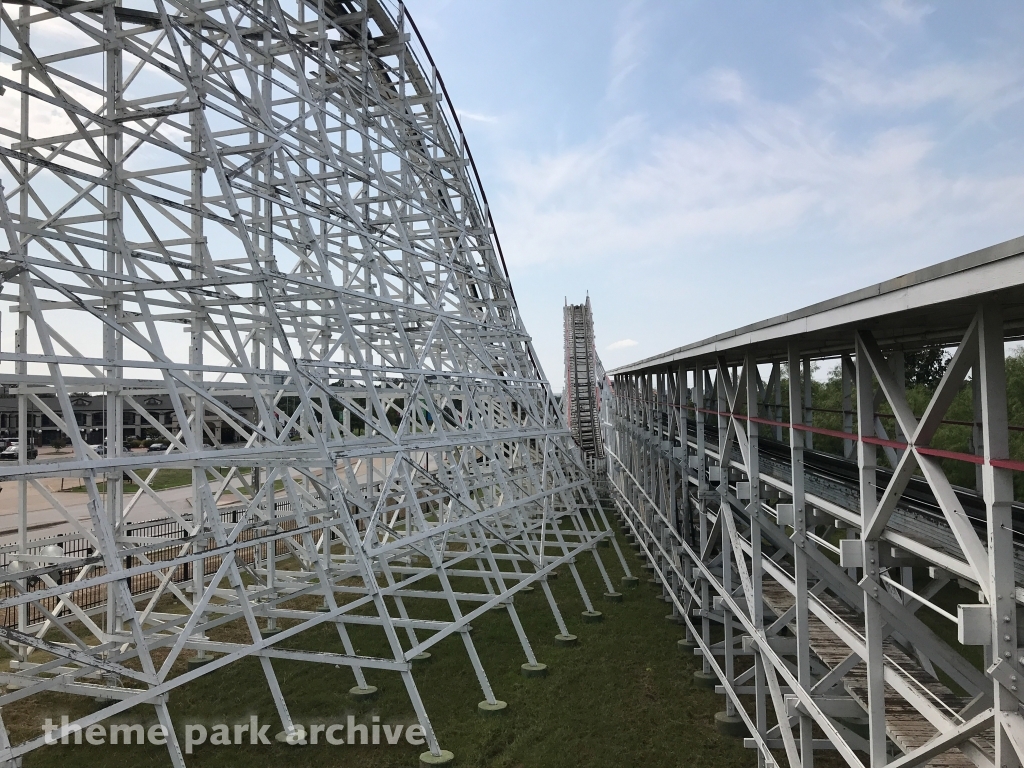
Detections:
[768, 347, 1024, 499]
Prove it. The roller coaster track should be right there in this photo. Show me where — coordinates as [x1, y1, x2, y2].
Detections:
[607, 238, 1024, 768]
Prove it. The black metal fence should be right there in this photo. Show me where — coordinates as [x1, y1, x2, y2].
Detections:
[0, 503, 317, 629]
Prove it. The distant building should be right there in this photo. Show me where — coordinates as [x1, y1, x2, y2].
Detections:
[0, 394, 257, 446]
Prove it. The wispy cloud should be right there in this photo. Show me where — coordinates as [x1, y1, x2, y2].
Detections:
[457, 109, 499, 124]
[702, 69, 747, 104]
[879, 0, 934, 25]
[495, 49, 1024, 274]
[606, 0, 649, 101]
[843, 0, 935, 41]
[607, 339, 638, 351]
[815, 59, 1024, 113]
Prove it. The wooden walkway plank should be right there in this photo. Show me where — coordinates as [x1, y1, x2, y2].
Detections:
[760, 580, 991, 767]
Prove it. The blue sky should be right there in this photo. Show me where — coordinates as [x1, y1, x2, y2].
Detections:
[406, 0, 1024, 388]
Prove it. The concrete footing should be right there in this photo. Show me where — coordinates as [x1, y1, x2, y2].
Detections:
[274, 727, 307, 744]
[603, 592, 623, 603]
[521, 662, 548, 678]
[554, 633, 578, 647]
[411, 652, 432, 665]
[665, 613, 683, 624]
[715, 711, 748, 737]
[677, 637, 700, 652]
[581, 610, 603, 624]
[349, 685, 378, 701]
[478, 700, 508, 716]
[187, 656, 213, 671]
[419, 749, 455, 765]
[693, 670, 718, 688]
[621, 576, 639, 589]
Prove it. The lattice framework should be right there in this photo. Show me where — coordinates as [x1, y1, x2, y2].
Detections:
[0, 1, 628, 763]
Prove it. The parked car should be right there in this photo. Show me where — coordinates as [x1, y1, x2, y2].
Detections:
[88, 439, 137, 456]
[94, 441, 134, 456]
[0, 443, 36, 460]
[147, 442, 168, 452]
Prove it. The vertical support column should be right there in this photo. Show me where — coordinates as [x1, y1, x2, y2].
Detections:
[678, 363, 691, 544]
[647, 372, 655, 504]
[973, 371, 984, 492]
[717, 364, 735, 717]
[842, 354, 854, 460]
[661, 370, 671, 590]
[773, 362, 783, 442]
[681, 366, 697, 644]
[261, 17, 278, 635]
[856, 333, 886, 768]
[189, 18, 208, 657]
[248, 13, 266, 540]
[104, 0, 126, 639]
[15, 4, 29, 651]
[15, 288, 26, 647]
[745, 353, 762, 627]
[657, 371, 666, 559]
[695, 364, 712, 679]
[746, 352, 767, 765]
[978, 305, 1022, 768]
[788, 346, 813, 768]
[841, 353, 857, 577]
[666, 369, 680, 610]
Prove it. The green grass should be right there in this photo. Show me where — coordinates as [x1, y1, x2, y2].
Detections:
[62, 469, 250, 495]
[11, 523, 756, 768]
